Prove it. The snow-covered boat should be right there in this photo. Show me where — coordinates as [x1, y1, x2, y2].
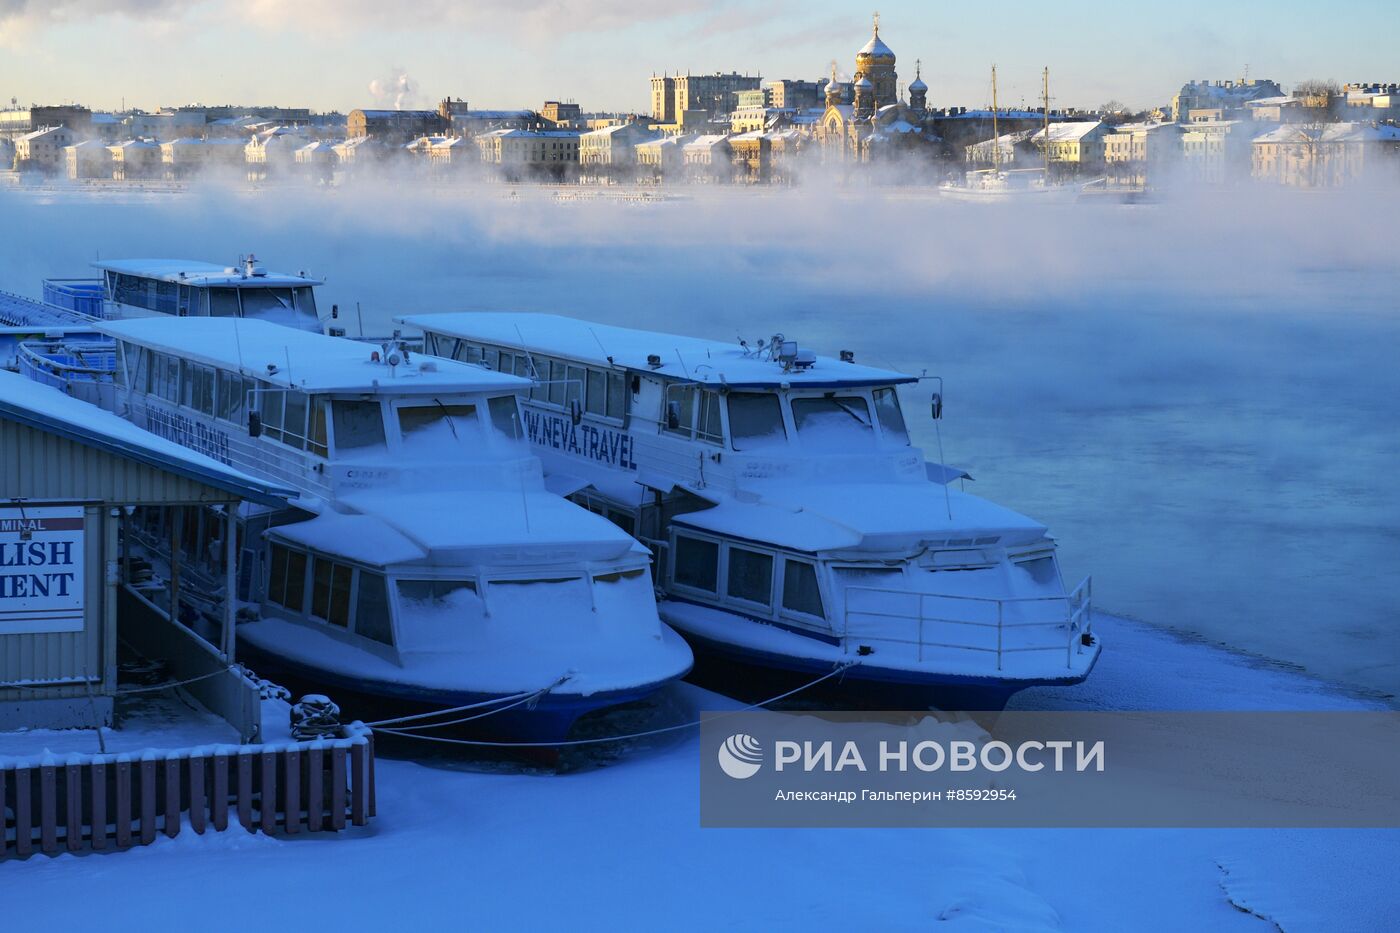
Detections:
[19, 317, 693, 742]
[938, 169, 1078, 203]
[399, 313, 1100, 709]
[88, 255, 326, 332]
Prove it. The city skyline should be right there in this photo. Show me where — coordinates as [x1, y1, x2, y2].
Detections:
[2, 0, 1397, 115]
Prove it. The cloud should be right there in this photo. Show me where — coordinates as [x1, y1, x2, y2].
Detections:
[0, 0, 202, 45]
[241, 0, 724, 39]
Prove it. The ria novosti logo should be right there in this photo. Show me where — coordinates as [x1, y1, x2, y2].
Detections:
[718, 733, 763, 779]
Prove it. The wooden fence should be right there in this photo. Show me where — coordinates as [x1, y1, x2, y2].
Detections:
[1, 727, 375, 859]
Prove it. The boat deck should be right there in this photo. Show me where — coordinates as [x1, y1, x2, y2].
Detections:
[0, 289, 99, 328]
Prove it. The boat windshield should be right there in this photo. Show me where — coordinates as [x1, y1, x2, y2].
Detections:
[398, 402, 487, 451]
[240, 288, 297, 322]
[727, 391, 787, 451]
[791, 395, 876, 450]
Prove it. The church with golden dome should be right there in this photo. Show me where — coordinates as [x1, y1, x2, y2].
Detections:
[817, 15, 939, 165]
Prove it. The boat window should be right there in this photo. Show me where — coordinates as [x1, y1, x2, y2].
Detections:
[484, 348, 500, 371]
[782, 559, 825, 619]
[260, 390, 285, 442]
[664, 386, 722, 445]
[498, 350, 515, 374]
[267, 544, 308, 613]
[353, 572, 394, 646]
[606, 372, 627, 420]
[512, 355, 531, 381]
[792, 395, 875, 449]
[1014, 556, 1059, 587]
[310, 556, 353, 627]
[240, 288, 296, 322]
[586, 369, 607, 415]
[177, 284, 194, 316]
[153, 353, 179, 402]
[112, 273, 149, 309]
[673, 535, 719, 593]
[397, 579, 478, 606]
[453, 341, 483, 364]
[217, 371, 243, 422]
[664, 385, 695, 437]
[154, 280, 178, 315]
[727, 546, 774, 607]
[487, 395, 523, 440]
[872, 388, 910, 445]
[179, 360, 196, 408]
[594, 568, 647, 584]
[332, 400, 386, 451]
[307, 398, 328, 457]
[727, 392, 787, 450]
[282, 390, 310, 447]
[399, 403, 481, 446]
[292, 286, 317, 320]
[208, 287, 240, 318]
[565, 365, 585, 407]
[197, 365, 216, 415]
[547, 360, 567, 406]
[697, 390, 723, 445]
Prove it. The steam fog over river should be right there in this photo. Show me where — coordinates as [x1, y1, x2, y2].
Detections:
[4, 183, 1397, 700]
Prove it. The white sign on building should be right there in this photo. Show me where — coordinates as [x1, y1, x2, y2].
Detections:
[0, 506, 85, 634]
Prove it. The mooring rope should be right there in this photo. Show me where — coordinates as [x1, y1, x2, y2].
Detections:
[370, 659, 861, 749]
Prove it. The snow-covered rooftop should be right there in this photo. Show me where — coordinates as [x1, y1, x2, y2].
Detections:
[1030, 121, 1103, 142]
[684, 135, 729, 150]
[397, 312, 917, 389]
[98, 318, 532, 396]
[0, 370, 292, 506]
[90, 258, 323, 288]
[1253, 122, 1400, 143]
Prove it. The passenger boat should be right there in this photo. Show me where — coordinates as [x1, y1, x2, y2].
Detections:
[400, 312, 1100, 710]
[18, 317, 693, 742]
[938, 66, 1080, 205]
[88, 255, 326, 332]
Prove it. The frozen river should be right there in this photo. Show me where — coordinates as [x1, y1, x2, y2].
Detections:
[3, 182, 1396, 699]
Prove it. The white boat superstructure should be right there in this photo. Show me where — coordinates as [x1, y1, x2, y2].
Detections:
[27, 317, 691, 740]
[400, 312, 1099, 708]
[89, 255, 325, 332]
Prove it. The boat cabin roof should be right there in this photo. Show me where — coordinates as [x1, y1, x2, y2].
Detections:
[92, 259, 323, 289]
[398, 312, 917, 390]
[99, 318, 531, 396]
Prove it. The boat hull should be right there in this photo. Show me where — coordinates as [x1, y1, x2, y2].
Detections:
[237, 640, 688, 745]
[668, 617, 1099, 712]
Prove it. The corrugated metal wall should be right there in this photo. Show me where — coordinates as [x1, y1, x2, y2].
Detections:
[0, 421, 237, 506]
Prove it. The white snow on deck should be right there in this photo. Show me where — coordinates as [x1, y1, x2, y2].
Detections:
[99, 318, 530, 395]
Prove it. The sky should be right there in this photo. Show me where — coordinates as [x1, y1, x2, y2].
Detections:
[1, 0, 1396, 115]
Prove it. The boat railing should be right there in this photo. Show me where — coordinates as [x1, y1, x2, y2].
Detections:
[128, 397, 331, 502]
[16, 339, 117, 390]
[840, 577, 1093, 671]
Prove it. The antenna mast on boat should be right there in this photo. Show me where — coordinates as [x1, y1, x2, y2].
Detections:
[1042, 66, 1051, 180]
[990, 65, 1000, 174]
